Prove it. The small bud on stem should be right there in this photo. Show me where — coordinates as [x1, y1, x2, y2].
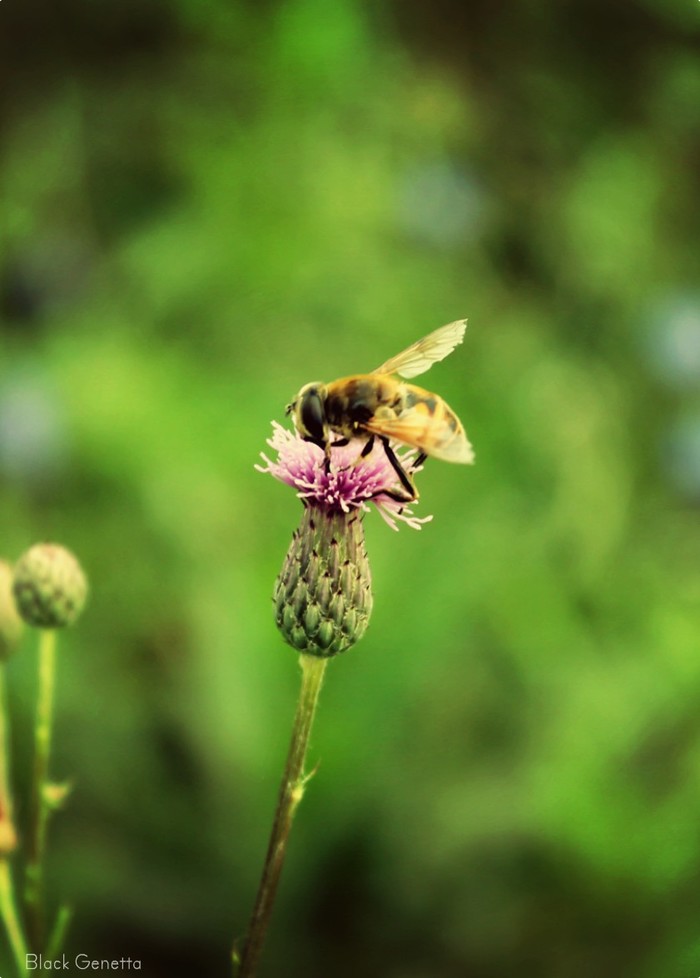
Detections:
[13, 544, 87, 630]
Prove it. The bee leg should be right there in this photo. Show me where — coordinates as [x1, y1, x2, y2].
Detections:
[327, 438, 353, 473]
[302, 435, 333, 472]
[338, 435, 374, 474]
[378, 436, 417, 502]
[411, 452, 427, 472]
[310, 439, 333, 473]
[360, 435, 375, 458]
[377, 490, 412, 505]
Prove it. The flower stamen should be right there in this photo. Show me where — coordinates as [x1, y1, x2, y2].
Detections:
[256, 422, 432, 531]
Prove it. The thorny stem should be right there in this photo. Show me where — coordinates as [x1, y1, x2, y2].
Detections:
[0, 669, 28, 976]
[25, 629, 58, 953]
[235, 654, 327, 978]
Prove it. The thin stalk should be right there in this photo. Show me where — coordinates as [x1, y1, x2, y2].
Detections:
[45, 904, 73, 960]
[0, 860, 28, 976]
[0, 667, 28, 977]
[236, 654, 328, 978]
[24, 629, 58, 953]
[0, 668, 13, 823]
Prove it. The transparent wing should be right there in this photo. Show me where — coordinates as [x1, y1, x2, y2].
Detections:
[372, 320, 467, 379]
[364, 407, 474, 464]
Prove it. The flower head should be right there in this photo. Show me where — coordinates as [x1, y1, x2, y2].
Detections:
[13, 543, 87, 629]
[256, 422, 432, 531]
[258, 423, 437, 657]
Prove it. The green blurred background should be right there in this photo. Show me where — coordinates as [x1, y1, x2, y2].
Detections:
[1, 0, 700, 975]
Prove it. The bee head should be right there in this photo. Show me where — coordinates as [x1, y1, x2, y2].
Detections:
[289, 383, 328, 449]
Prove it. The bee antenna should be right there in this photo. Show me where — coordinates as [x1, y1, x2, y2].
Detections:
[285, 401, 294, 416]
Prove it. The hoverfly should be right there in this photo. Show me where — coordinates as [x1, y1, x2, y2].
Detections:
[287, 320, 473, 503]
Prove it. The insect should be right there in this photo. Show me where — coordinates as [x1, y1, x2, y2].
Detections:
[287, 320, 474, 502]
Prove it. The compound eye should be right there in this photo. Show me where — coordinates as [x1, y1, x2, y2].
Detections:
[299, 387, 326, 444]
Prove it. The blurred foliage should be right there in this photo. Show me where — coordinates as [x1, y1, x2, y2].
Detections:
[1, 0, 700, 976]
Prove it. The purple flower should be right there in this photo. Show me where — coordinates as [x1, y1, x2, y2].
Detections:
[256, 422, 432, 531]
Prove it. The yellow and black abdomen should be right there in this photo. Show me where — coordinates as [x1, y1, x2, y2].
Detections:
[323, 374, 472, 463]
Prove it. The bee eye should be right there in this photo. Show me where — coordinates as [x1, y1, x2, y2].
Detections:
[299, 387, 326, 444]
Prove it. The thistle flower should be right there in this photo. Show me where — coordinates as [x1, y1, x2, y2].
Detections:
[257, 422, 432, 532]
[240, 410, 470, 978]
[257, 424, 432, 657]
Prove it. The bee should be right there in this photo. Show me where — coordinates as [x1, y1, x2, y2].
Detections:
[287, 320, 473, 502]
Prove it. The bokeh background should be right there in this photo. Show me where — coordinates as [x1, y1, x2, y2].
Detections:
[1, 0, 700, 976]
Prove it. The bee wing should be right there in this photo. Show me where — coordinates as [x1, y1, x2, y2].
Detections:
[372, 320, 467, 379]
[364, 408, 474, 464]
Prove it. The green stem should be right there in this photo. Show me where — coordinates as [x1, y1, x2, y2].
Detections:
[236, 654, 328, 978]
[0, 860, 28, 976]
[0, 668, 13, 821]
[0, 667, 28, 977]
[45, 904, 73, 960]
[24, 629, 58, 953]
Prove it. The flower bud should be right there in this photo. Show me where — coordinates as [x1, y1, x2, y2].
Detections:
[0, 818, 18, 857]
[274, 507, 373, 657]
[13, 543, 88, 629]
[44, 781, 72, 809]
[0, 561, 23, 660]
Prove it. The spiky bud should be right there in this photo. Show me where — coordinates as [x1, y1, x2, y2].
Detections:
[274, 507, 373, 657]
[0, 561, 23, 660]
[13, 543, 87, 629]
